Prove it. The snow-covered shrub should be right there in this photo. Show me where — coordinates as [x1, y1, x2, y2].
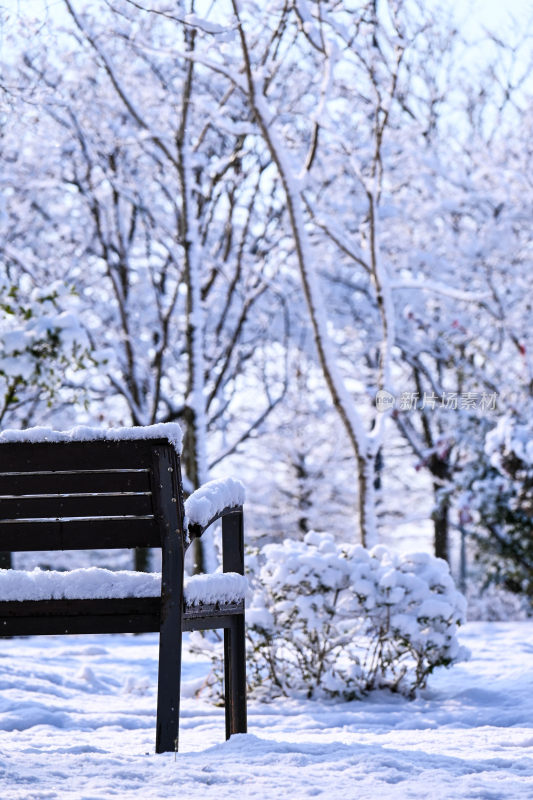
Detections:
[458, 415, 533, 602]
[465, 578, 531, 621]
[191, 532, 468, 702]
[346, 542, 468, 695]
[0, 276, 89, 424]
[243, 534, 364, 701]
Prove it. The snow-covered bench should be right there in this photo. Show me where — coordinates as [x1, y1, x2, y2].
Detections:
[0, 423, 247, 753]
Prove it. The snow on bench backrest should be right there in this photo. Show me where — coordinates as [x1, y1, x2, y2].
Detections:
[185, 478, 245, 529]
[0, 422, 183, 452]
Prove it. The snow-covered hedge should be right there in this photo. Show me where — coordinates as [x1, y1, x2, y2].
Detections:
[193, 533, 468, 701]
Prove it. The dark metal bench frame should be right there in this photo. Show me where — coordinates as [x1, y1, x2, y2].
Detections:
[0, 436, 247, 753]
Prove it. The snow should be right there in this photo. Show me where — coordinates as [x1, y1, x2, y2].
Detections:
[0, 567, 161, 601]
[0, 422, 183, 453]
[184, 572, 248, 606]
[185, 478, 245, 527]
[183, 12, 228, 35]
[0, 621, 531, 798]
[0, 567, 247, 605]
[485, 415, 533, 468]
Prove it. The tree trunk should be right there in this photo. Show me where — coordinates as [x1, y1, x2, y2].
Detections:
[432, 486, 450, 563]
[232, 3, 380, 548]
[430, 455, 451, 562]
[358, 454, 378, 549]
[134, 547, 150, 573]
[183, 413, 206, 575]
[0, 552, 12, 570]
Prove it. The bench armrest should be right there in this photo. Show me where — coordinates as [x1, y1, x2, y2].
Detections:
[185, 477, 245, 540]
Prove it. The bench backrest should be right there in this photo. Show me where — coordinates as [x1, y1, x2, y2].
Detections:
[0, 438, 186, 553]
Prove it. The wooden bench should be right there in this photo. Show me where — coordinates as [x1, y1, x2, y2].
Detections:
[0, 424, 247, 753]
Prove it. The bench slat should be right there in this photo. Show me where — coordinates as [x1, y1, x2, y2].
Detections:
[0, 470, 151, 496]
[0, 492, 153, 520]
[0, 597, 245, 635]
[0, 596, 161, 635]
[0, 517, 161, 550]
[183, 600, 245, 631]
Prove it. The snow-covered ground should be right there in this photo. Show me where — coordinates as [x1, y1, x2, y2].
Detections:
[1, 621, 532, 799]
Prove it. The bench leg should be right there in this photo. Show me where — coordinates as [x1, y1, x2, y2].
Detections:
[155, 625, 183, 753]
[224, 613, 247, 740]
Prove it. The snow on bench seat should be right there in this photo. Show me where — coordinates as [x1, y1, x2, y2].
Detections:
[185, 478, 245, 528]
[184, 571, 248, 606]
[0, 567, 248, 605]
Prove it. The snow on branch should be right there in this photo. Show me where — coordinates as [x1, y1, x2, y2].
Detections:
[183, 13, 232, 36]
[390, 279, 492, 303]
[185, 477, 245, 528]
[485, 416, 533, 468]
